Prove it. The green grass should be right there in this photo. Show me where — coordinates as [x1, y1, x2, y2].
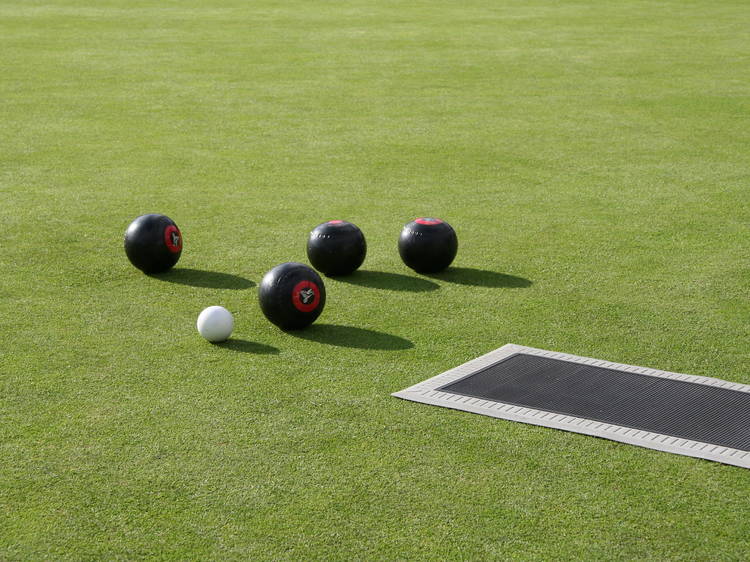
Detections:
[1, 0, 749, 558]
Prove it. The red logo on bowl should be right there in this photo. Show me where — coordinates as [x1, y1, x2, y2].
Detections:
[328, 220, 345, 225]
[292, 280, 320, 312]
[415, 218, 443, 225]
[164, 225, 182, 253]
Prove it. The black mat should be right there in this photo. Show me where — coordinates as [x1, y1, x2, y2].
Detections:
[440, 353, 750, 452]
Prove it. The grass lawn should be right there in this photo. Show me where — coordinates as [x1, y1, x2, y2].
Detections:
[1, 0, 749, 558]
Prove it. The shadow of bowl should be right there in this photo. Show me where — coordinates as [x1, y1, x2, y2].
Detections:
[333, 270, 439, 292]
[215, 339, 279, 354]
[150, 268, 255, 290]
[425, 267, 532, 288]
[288, 323, 414, 350]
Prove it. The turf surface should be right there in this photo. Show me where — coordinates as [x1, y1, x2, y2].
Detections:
[1, 0, 749, 559]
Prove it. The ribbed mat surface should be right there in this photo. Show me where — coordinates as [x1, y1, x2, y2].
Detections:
[440, 353, 750, 452]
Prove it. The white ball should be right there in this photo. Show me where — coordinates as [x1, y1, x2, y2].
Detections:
[196, 306, 234, 342]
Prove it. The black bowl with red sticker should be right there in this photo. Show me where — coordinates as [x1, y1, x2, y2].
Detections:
[398, 217, 458, 274]
[258, 262, 326, 330]
[307, 220, 367, 276]
[124, 213, 183, 274]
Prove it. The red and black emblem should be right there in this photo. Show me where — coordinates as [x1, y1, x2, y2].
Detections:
[415, 217, 443, 226]
[164, 225, 182, 253]
[291, 280, 321, 312]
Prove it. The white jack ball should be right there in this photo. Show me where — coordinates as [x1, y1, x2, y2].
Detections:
[196, 306, 234, 343]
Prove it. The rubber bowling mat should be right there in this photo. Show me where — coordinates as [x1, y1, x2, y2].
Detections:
[393, 344, 750, 468]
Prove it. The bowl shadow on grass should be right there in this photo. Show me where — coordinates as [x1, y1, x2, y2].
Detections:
[333, 270, 439, 292]
[289, 323, 414, 351]
[216, 339, 279, 354]
[425, 267, 532, 288]
[150, 268, 255, 290]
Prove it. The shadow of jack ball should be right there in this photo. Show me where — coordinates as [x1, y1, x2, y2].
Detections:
[398, 218, 458, 273]
[307, 220, 367, 276]
[124, 213, 182, 273]
[258, 262, 326, 330]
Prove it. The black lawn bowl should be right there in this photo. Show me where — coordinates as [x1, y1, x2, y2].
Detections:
[307, 220, 367, 276]
[124, 213, 182, 274]
[258, 262, 326, 330]
[398, 218, 458, 273]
